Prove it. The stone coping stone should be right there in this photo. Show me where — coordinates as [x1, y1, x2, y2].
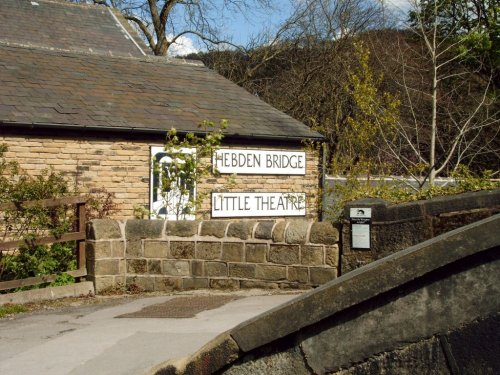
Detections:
[200, 221, 228, 238]
[87, 219, 122, 240]
[423, 188, 500, 216]
[167, 221, 201, 237]
[126, 219, 164, 240]
[309, 222, 339, 244]
[254, 221, 275, 240]
[272, 221, 287, 242]
[146, 333, 239, 375]
[0, 282, 95, 306]
[230, 214, 500, 352]
[90, 219, 343, 245]
[284, 220, 308, 244]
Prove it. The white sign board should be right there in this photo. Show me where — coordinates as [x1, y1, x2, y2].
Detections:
[351, 224, 370, 249]
[212, 192, 306, 217]
[350, 207, 371, 249]
[349, 208, 372, 219]
[213, 149, 306, 175]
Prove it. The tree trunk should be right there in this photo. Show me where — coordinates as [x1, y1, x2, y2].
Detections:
[154, 37, 169, 56]
[430, 63, 437, 186]
[429, 1, 438, 186]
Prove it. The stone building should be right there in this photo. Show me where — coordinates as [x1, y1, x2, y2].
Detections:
[0, 0, 323, 220]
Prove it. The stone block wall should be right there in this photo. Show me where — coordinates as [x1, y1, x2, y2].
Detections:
[1, 131, 320, 219]
[341, 189, 500, 273]
[0, 133, 152, 218]
[86, 219, 339, 293]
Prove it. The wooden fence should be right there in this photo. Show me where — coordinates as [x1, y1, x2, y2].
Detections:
[0, 196, 87, 291]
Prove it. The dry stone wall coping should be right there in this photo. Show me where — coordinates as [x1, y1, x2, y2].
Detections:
[88, 219, 339, 244]
[343, 189, 500, 223]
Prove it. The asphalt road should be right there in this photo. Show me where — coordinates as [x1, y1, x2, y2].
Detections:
[0, 291, 300, 375]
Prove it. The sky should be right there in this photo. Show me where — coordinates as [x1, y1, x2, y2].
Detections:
[168, 0, 411, 56]
[167, 0, 293, 56]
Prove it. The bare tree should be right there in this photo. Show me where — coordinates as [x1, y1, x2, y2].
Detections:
[248, 0, 386, 168]
[73, 0, 272, 55]
[192, 0, 388, 173]
[371, 0, 499, 185]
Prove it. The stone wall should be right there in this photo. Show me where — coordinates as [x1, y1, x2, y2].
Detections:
[148, 214, 500, 375]
[1, 131, 320, 219]
[1, 133, 151, 218]
[86, 219, 339, 293]
[341, 189, 500, 273]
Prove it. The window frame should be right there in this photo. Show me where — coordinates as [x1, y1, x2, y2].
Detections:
[150, 146, 197, 220]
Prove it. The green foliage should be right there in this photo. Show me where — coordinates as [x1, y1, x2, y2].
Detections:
[329, 42, 400, 175]
[133, 204, 150, 219]
[1, 242, 76, 281]
[409, 0, 499, 86]
[0, 143, 19, 200]
[0, 144, 77, 286]
[326, 165, 500, 220]
[84, 187, 117, 221]
[451, 165, 499, 191]
[8, 170, 69, 203]
[49, 272, 75, 287]
[0, 145, 72, 242]
[153, 119, 227, 219]
[0, 303, 28, 318]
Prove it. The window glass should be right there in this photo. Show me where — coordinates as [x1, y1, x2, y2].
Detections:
[150, 146, 196, 220]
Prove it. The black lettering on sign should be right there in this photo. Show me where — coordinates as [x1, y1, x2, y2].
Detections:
[215, 150, 306, 175]
[265, 154, 303, 169]
[213, 194, 251, 211]
[216, 151, 263, 169]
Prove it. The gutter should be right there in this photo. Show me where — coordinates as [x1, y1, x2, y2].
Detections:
[0, 120, 325, 142]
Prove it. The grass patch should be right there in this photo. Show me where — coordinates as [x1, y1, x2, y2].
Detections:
[0, 303, 28, 318]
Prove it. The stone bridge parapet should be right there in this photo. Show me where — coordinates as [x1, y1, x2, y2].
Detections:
[148, 214, 500, 375]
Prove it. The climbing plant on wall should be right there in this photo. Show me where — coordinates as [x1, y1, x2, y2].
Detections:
[151, 119, 227, 220]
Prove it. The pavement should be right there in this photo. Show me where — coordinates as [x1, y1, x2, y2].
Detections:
[0, 290, 301, 375]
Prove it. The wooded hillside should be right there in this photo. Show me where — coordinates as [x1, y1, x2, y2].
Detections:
[183, 1, 499, 184]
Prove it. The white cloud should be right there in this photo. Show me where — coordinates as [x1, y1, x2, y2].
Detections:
[167, 35, 200, 57]
[385, 0, 411, 12]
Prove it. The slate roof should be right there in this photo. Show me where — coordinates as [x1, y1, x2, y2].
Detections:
[0, 0, 149, 57]
[0, 0, 323, 141]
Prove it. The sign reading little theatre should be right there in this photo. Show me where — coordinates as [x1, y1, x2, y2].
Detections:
[212, 149, 307, 218]
[212, 192, 306, 218]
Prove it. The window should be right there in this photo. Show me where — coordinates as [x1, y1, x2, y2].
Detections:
[150, 146, 196, 220]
